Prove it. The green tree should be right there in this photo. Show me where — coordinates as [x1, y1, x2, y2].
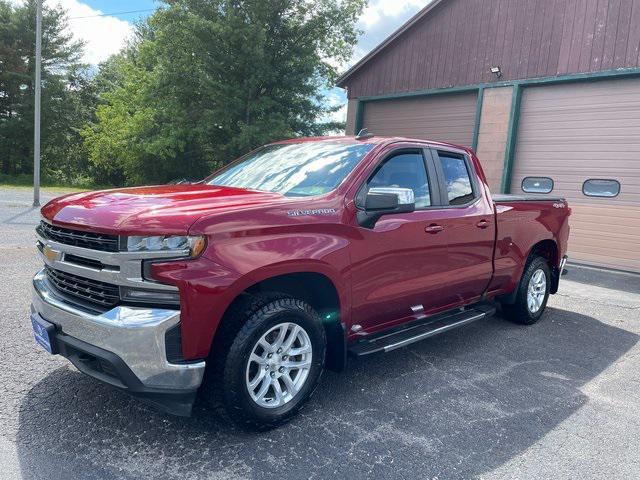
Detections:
[0, 0, 92, 184]
[83, 0, 366, 185]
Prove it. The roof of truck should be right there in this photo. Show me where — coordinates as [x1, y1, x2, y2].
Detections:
[273, 135, 470, 153]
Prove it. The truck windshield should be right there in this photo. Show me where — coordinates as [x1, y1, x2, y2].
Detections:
[206, 141, 374, 197]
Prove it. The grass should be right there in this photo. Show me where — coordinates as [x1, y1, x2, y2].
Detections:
[0, 183, 88, 194]
[0, 174, 109, 194]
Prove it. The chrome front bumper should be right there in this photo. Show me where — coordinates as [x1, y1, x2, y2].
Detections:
[31, 269, 205, 392]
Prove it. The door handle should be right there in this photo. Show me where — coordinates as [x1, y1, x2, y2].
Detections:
[476, 220, 490, 229]
[425, 224, 444, 234]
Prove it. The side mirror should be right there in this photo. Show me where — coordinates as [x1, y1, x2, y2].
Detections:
[357, 187, 416, 229]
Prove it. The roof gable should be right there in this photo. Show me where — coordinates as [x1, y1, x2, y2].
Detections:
[336, 0, 447, 87]
[338, 0, 640, 99]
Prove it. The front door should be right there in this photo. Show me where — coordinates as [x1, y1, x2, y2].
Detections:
[349, 148, 452, 335]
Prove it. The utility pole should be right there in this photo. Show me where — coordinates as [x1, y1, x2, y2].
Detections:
[33, 0, 42, 207]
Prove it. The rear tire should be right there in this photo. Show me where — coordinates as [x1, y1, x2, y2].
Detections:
[201, 293, 326, 429]
[502, 255, 551, 325]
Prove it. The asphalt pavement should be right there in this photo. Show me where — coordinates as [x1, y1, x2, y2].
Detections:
[1, 187, 639, 480]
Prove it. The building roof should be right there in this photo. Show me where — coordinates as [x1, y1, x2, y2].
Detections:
[336, 0, 447, 88]
[337, 0, 640, 99]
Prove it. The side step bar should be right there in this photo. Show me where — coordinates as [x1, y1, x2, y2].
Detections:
[348, 303, 496, 356]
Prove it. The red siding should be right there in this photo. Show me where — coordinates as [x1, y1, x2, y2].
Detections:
[343, 0, 640, 98]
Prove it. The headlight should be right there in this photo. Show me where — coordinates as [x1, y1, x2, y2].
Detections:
[126, 235, 206, 257]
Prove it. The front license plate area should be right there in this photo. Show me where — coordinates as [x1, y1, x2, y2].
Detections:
[31, 314, 56, 354]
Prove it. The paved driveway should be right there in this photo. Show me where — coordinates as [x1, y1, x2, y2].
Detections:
[1, 187, 639, 480]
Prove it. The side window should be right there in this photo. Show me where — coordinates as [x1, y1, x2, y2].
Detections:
[437, 152, 475, 205]
[583, 179, 620, 198]
[522, 177, 553, 194]
[367, 152, 431, 208]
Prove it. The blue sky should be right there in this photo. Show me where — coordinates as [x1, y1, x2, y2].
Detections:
[30, 0, 433, 120]
[73, 0, 432, 62]
[82, 0, 156, 18]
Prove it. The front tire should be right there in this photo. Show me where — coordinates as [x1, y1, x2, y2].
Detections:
[203, 294, 326, 429]
[502, 255, 551, 325]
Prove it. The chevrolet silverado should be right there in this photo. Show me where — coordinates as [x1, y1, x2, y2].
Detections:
[31, 135, 570, 428]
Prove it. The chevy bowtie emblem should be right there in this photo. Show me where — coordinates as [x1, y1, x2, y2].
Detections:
[42, 245, 61, 262]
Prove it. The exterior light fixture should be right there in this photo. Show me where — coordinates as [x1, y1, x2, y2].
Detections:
[490, 66, 502, 78]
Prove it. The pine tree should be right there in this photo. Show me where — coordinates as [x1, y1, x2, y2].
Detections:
[0, 0, 89, 182]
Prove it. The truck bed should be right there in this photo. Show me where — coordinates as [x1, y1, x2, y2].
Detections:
[492, 194, 566, 203]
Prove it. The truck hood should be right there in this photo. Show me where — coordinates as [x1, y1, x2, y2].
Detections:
[41, 184, 286, 235]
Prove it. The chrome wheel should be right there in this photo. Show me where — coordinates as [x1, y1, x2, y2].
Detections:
[527, 268, 547, 313]
[245, 322, 312, 408]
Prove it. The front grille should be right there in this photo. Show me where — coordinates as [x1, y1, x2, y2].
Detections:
[37, 221, 119, 252]
[64, 253, 111, 271]
[45, 266, 120, 310]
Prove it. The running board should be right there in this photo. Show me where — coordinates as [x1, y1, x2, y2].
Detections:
[348, 303, 496, 356]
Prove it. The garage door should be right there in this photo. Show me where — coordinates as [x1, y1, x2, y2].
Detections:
[361, 92, 478, 147]
[511, 78, 640, 273]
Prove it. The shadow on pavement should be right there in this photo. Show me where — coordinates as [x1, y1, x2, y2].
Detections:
[16, 307, 639, 480]
[1, 206, 40, 227]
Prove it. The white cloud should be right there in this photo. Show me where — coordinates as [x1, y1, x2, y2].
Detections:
[319, 88, 348, 127]
[341, 0, 432, 67]
[360, 0, 430, 28]
[326, 90, 348, 123]
[10, 0, 134, 65]
[331, 102, 347, 124]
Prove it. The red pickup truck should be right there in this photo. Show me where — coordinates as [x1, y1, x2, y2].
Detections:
[31, 136, 570, 428]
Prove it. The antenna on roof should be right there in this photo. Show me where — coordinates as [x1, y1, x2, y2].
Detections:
[355, 128, 374, 140]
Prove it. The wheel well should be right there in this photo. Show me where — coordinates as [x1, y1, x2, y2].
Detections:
[247, 272, 339, 317]
[529, 239, 560, 293]
[217, 272, 346, 372]
[500, 239, 560, 305]
[529, 239, 558, 267]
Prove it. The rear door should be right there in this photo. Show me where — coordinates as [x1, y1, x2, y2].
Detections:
[432, 148, 495, 303]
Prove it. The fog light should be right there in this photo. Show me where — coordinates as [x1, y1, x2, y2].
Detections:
[120, 287, 180, 305]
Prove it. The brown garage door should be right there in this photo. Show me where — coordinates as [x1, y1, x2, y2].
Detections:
[361, 92, 478, 147]
[511, 78, 640, 273]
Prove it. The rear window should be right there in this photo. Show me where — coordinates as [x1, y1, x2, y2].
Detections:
[438, 152, 475, 205]
[583, 179, 620, 198]
[522, 177, 554, 194]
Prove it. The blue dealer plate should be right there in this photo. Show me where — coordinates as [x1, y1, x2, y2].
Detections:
[31, 314, 53, 354]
